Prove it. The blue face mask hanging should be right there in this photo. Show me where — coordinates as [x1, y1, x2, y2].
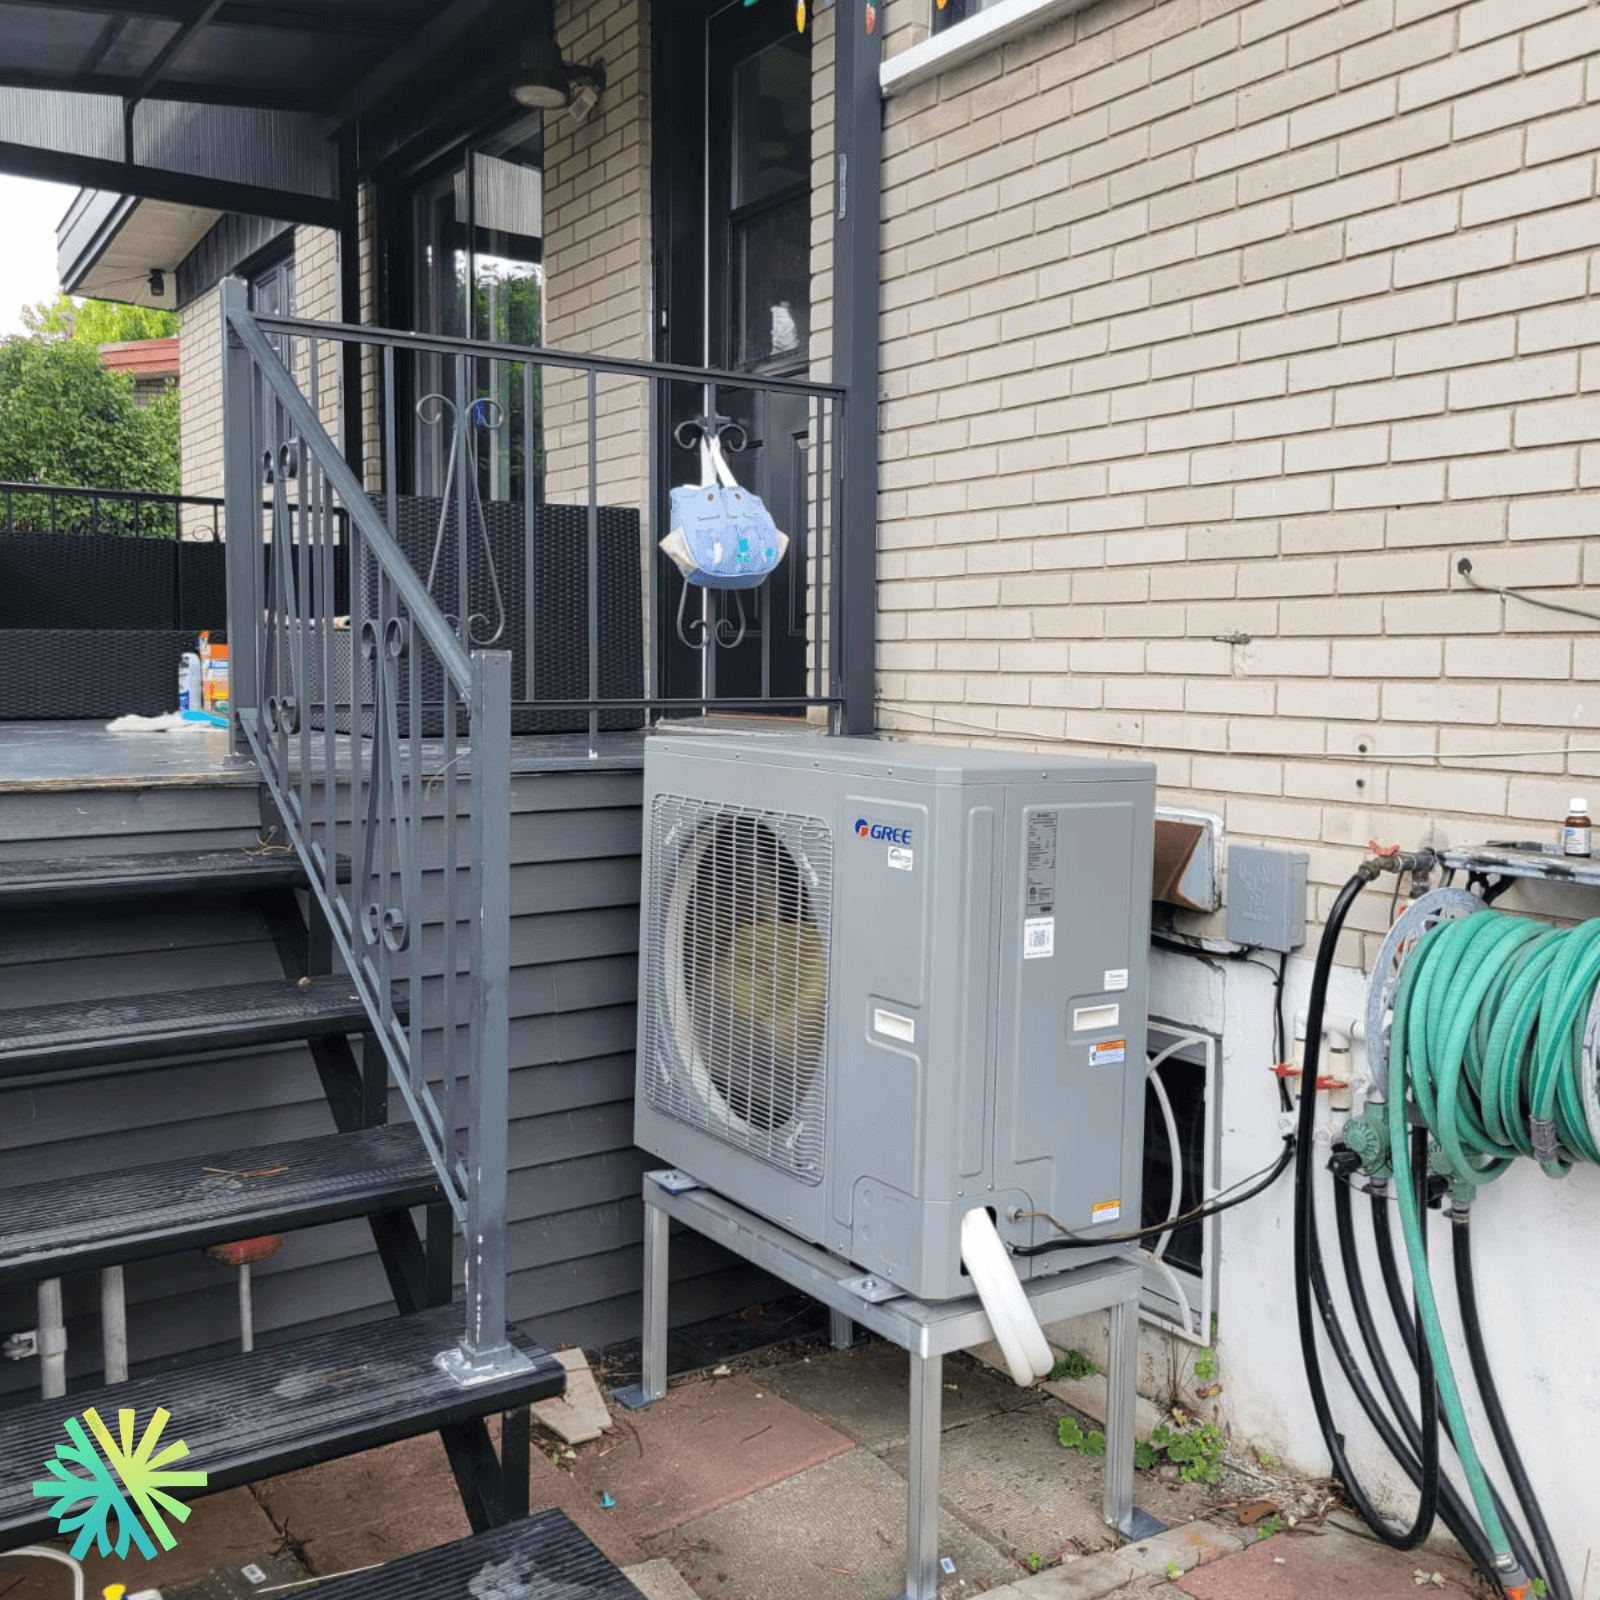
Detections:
[661, 432, 789, 590]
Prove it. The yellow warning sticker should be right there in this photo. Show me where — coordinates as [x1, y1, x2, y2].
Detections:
[1092, 1200, 1122, 1224]
[1089, 1038, 1127, 1066]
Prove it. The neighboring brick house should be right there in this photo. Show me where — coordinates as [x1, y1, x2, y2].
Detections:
[55, 0, 1600, 1572]
[98, 334, 178, 407]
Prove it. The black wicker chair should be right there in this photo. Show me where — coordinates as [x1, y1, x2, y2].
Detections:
[365, 495, 644, 736]
[0, 533, 228, 719]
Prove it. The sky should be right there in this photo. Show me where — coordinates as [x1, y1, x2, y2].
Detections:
[0, 176, 76, 335]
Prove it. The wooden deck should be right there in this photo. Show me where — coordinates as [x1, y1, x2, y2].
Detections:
[0, 720, 650, 793]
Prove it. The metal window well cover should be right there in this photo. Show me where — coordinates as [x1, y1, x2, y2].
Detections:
[634, 733, 1156, 1303]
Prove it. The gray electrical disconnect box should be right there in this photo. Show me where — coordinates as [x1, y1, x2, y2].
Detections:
[1225, 844, 1308, 952]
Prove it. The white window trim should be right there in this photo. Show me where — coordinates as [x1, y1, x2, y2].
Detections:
[880, 0, 1096, 97]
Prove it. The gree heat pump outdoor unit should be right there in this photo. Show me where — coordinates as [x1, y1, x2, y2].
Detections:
[635, 734, 1155, 1303]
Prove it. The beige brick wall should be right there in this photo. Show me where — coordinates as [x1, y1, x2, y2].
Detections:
[872, 0, 1600, 962]
[179, 282, 224, 517]
[543, 0, 652, 511]
[178, 224, 345, 517]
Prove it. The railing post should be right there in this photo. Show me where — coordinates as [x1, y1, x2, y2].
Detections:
[437, 646, 532, 1383]
[222, 276, 261, 756]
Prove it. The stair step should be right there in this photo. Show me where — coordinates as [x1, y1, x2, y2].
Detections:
[0, 974, 383, 1077]
[0, 848, 311, 910]
[1, 1303, 565, 1547]
[0, 1124, 444, 1286]
[296, 1509, 642, 1599]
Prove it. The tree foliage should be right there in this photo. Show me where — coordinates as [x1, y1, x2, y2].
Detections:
[0, 332, 180, 510]
[23, 293, 179, 345]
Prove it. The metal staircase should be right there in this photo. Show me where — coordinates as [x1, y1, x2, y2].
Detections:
[0, 843, 564, 1551]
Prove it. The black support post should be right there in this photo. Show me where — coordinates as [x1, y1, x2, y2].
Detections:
[830, 1, 882, 736]
[339, 128, 366, 482]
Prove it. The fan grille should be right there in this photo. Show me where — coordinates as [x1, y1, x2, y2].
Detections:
[646, 793, 832, 1184]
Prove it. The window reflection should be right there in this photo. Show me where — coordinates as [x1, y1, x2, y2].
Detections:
[409, 115, 545, 503]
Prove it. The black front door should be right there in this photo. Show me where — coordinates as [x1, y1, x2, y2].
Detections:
[655, 0, 813, 710]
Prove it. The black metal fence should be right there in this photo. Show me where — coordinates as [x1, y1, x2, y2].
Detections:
[0, 481, 223, 542]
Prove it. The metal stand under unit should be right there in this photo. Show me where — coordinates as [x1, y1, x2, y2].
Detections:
[618, 1171, 1163, 1600]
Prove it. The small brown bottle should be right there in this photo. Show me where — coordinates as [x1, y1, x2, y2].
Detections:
[1563, 797, 1592, 857]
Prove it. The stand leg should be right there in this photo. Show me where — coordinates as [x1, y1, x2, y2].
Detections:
[829, 1310, 854, 1350]
[1106, 1293, 1163, 1538]
[618, 1194, 670, 1409]
[903, 1348, 943, 1600]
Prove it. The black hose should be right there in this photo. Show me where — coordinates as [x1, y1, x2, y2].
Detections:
[1368, 1125, 1545, 1584]
[1294, 866, 1439, 1548]
[1453, 1212, 1572, 1600]
[1330, 1168, 1496, 1574]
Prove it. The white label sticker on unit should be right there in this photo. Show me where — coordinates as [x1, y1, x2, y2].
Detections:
[1023, 916, 1055, 959]
[887, 844, 915, 871]
[1089, 1038, 1127, 1066]
[1091, 1199, 1122, 1225]
[1073, 1002, 1120, 1032]
[873, 1007, 916, 1044]
[1104, 968, 1129, 991]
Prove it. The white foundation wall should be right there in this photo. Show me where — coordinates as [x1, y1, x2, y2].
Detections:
[868, 0, 1600, 1574]
[1039, 946, 1600, 1577]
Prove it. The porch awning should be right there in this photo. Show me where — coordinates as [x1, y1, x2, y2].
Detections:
[0, 0, 538, 230]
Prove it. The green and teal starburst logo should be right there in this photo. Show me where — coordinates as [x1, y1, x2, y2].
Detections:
[33, 1406, 208, 1560]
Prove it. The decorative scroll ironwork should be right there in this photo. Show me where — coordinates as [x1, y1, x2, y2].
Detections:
[670, 412, 753, 653]
[416, 393, 508, 650]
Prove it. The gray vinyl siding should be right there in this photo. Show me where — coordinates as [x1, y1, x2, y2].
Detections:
[0, 757, 773, 1402]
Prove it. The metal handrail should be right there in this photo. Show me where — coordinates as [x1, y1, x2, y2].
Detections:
[218, 274, 849, 1377]
[220, 280, 525, 1383]
[248, 309, 848, 402]
[224, 305, 473, 684]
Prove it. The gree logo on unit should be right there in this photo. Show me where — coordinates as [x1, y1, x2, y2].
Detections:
[854, 817, 913, 844]
[33, 1406, 208, 1560]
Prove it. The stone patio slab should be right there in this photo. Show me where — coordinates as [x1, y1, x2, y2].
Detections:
[668, 1446, 1020, 1600]
[1177, 1518, 1481, 1600]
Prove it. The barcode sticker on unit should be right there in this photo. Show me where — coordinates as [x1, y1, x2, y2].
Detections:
[1023, 916, 1054, 959]
[1091, 1200, 1122, 1225]
[1104, 968, 1129, 991]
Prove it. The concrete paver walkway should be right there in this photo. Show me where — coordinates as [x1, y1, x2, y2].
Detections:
[0, 1327, 1483, 1600]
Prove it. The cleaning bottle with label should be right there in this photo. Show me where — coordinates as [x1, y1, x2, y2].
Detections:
[178, 650, 203, 712]
[201, 630, 230, 716]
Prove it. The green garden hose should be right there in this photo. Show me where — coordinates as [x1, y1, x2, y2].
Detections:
[1387, 910, 1600, 1595]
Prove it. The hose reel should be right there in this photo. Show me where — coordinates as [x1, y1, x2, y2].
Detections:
[1364, 887, 1487, 1097]
[1303, 853, 1600, 1600]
